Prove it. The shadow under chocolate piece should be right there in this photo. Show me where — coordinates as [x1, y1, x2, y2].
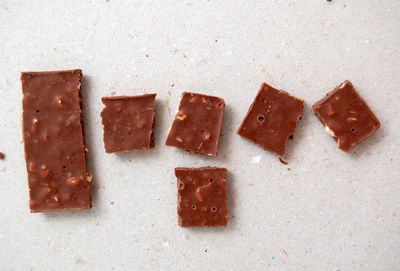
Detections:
[166, 92, 225, 156]
[237, 82, 304, 156]
[312, 80, 380, 152]
[21, 69, 92, 212]
[175, 167, 229, 227]
[101, 94, 156, 153]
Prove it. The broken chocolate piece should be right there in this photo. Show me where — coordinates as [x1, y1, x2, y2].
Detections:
[21, 69, 91, 212]
[175, 167, 229, 227]
[237, 82, 304, 156]
[166, 92, 225, 156]
[278, 157, 288, 165]
[0, 152, 4, 160]
[101, 94, 156, 153]
[312, 80, 380, 152]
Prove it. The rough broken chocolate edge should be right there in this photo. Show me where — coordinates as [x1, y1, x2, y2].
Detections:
[237, 82, 304, 156]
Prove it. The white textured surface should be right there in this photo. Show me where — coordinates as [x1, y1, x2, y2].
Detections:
[0, 1, 399, 270]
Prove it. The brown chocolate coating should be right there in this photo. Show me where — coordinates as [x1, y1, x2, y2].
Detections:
[166, 92, 225, 156]
[175, 167, 229, 227]
[237, 82, 304, 156]
[101, 94, 156, 153]
[312, 80, 380, 152]
[21, 70, 92, 212]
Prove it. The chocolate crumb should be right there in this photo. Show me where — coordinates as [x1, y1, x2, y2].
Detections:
[279, 157, 288, 165]
[0, 152, 4, 160]
[287, 168, 291, 171]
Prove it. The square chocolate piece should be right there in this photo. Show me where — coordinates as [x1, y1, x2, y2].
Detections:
[237, 82, 304, 156]
[101, 94, 156, 153]
[166, 92, 225, 156]
[312, 80, 380, 152]
[175, 167, 229, 227]
[21, 70, 92, 212]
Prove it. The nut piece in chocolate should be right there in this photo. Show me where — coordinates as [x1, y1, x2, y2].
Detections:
[101, 94, 156, 153]
[237, 82, 304, 156]
[21, 70, 92, 212]
[312, 80, 380, 152]
[166, 92, 225, 156]
[175, 167, 229, 227]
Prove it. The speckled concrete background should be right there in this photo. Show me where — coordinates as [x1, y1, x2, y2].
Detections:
[0, 1, 399, 270]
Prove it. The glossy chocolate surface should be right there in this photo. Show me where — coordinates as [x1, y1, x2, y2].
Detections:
[21, 70, 91, 212]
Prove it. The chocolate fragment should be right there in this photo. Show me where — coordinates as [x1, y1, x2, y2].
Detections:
[278, 157, 288, 165]
[166, 92, 225, 156]
[101, 94, 156, 153]
[237, 82, 304, 156]
[0, 152, 4, 160]
[21, 70, 91, 212]
[312, 80, 380, 152]
[175, 167, 229, 227]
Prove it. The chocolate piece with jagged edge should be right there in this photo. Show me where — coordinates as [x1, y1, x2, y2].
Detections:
[21, 70, 92, 212]
[237, 82, 304, 156]
[175, 167, 229, 227]
[101, 94, 156, 153]
[166, 92, 225, 156]
[312, 80, 380, 152]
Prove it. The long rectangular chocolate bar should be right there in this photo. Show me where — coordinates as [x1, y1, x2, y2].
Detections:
[21, 70, 92, 212]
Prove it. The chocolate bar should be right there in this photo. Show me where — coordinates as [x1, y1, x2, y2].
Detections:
[237, 82, 304, 156]
[21, 70, 92, 212]
[175, 167, 229, 227]
[312, 80, 380, 152]
[101, 94, 156, 153]
[166, 92, 225, 156]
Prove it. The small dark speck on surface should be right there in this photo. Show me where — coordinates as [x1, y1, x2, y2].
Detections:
[205, 249, 208, 253]
[145, 54, 149, 58]
[327, 0, 332, 2]
[287, 168, 291, 171]
[215, 40, 218, 42]
[0, 152, 4, 160]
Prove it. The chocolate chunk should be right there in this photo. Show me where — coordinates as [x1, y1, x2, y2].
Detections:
[312, 80, 380, 152]
[101, 94, 156, 153]
[0, 152, 4, 160]
[237, 82, 304, 156]
[21, 70, 91, 212]
[278, 157, 288, 165]
[166, 92, 225, 156]
[175, 167, 229, 227]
